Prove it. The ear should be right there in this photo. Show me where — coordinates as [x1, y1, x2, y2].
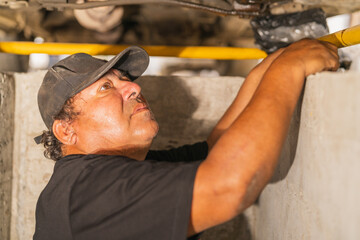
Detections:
[52, 119, 77, 145]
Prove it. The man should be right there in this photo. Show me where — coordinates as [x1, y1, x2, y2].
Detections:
[34, 39, 339, 240]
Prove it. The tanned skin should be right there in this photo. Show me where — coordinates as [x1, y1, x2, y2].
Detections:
[189, 39, 339, 235]
[52, 39, 339, 237]
[53, 69, 159, 161]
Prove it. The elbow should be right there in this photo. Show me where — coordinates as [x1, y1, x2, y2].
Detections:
[210, 175, 253, 216]
[218, 165, 274, 215]
[235, 168, 273, 213]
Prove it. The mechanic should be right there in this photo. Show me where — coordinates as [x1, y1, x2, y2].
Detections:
[33, 39, 339, 240]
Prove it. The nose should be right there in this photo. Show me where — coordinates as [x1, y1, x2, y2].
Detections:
[120, 80, 142, 101]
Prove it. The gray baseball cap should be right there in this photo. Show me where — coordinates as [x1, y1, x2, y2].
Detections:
[37, 46, 149, 136]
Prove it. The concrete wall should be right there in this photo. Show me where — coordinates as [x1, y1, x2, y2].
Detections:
[11, 72, 55, 240]
[246, 72, 360, 240]
[0, 73, 15, 240]
[3, 70, 360, 239]
[9, 72, 243, 240]
[0, 32, 28, 240]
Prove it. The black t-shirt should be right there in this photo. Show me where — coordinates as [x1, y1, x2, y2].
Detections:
[34, 142, 208, 240]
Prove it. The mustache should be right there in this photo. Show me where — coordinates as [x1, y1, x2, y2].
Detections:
[129, 92, 146, 104]
[135, 95, 144, 103]
[128, 94, 150, 112]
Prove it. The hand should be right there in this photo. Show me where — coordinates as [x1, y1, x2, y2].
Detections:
[274, 39, 340, 77]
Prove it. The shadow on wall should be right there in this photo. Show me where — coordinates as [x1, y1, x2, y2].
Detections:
[138, 76, 252, 240]
[201, 214, 252, 240]
[138, 75, 305, 239]
[270, 90, 305, 183]
[138, 76, 210, 149]
[251, 88, 304, 209]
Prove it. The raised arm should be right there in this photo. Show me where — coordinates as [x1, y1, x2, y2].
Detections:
[207, 48, 285, 149]
[189, 39, 339, 235]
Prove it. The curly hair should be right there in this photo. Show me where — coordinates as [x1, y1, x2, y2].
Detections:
[39, 97, 79, 161]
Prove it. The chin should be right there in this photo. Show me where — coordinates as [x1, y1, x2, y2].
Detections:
[145, 112, 159, 136]
[134, 119, 159, 143]
[147, 120, 159, 140]
[151, 122, 159, 139]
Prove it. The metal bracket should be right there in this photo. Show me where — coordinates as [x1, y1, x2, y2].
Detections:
[34, 0, 268, 16]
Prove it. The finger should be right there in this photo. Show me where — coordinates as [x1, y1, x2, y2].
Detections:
[326, 57, 340, 71]
[320, 40, 339, 52]
[319, 42, 339, 65]
[333, 58, 340, 71]
[329, 49, 339, 60]
[325, 50, 339, 66]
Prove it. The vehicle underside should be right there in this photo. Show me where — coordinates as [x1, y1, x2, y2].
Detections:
[1, 0, 359, 44]
[0, 0, 359, 74]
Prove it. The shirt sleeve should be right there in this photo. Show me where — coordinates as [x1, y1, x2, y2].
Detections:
[69, 156, 201, 240]
[146, 141, 208, 163]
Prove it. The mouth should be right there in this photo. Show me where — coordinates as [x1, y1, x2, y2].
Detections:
[131, 103, 149, 116]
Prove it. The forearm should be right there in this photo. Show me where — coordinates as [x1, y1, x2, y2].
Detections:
[207, 60, 304, 208]
[190, 61, 305, 233]
[207, 49, 284, 149]
[190, 39, 339, 234]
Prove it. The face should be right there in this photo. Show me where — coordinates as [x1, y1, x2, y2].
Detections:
[70, 69, 159, 155]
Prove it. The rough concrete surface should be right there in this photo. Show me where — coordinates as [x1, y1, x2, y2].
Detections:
[247, 71, 360, 240]
[6, 70, 360, 240]
[11, 71, 53, 240]
[9, 72, 243, 240]
[0, 73, 15, 240]
[137, 76, 243, 149]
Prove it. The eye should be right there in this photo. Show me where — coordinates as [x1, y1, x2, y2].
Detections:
[99, 82, 113, 91]
[119, 75, 131, 82]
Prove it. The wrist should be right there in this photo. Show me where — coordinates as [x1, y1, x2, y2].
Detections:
[269, 56, 306, 82]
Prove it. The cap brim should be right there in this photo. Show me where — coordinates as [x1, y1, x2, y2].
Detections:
[73, 46, 149, 95]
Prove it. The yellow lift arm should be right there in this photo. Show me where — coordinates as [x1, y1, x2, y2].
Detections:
[0, 25, 359, 60]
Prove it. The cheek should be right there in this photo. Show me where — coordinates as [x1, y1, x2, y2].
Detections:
[78, 99, 129, 135]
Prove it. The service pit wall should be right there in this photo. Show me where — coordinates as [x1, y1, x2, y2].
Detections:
[1, 71, 360, 240]
[0, 73, 15, 240]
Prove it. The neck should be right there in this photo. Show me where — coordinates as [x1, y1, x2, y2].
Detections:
[63, 144, 151, 161]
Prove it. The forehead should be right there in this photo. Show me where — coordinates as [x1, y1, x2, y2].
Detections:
[84, 69, 127, 88]
[101, 68, 124, 79]
[72, 69, 128, 98]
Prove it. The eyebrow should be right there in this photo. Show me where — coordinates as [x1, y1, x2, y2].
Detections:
[110, 69, 130, 80]
[95, 70, 130, 87]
